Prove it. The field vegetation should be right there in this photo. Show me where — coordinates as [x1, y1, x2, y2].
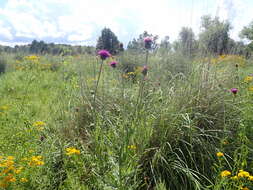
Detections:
[1, 15, 253, 190]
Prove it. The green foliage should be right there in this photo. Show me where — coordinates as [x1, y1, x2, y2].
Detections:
[199, 15, 231, 55]
[0, 56, 7, 74]
[1, 49, 253, 190]
[96, 27, 121, 54]
[176, 27, 198, 57]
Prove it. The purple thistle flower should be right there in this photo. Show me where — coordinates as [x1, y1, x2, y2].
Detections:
[98, 50, 111, 60]
[142, 65, 148, 76]
[144, 37, 152, 49]
[230, 88, 238, 95]
[110, 61, 118, 68]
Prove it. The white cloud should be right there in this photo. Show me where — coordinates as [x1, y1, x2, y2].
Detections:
[0, 0, 253, 46]
[0, 21, 13, 40]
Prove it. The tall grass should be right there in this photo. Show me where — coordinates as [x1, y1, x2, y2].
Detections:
[0, 52, 253, 189]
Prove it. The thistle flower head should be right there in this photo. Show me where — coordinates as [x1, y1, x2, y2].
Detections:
[98, 50, 111, 60]
[230, 88, 238, 95]
[144, 37, 152, 49]
[142, 65, 148, 76]
[110, 61, 118, 68]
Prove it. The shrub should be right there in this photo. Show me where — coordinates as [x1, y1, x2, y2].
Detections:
[0, 56, 7, 74]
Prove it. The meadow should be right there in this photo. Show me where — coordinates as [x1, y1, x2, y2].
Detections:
[1, 50, 253, 190]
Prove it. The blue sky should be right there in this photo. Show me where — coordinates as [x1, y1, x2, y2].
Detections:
[0, 0, 253, 47]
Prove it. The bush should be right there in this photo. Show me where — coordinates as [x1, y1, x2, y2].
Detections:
[0, 56, 7, 74]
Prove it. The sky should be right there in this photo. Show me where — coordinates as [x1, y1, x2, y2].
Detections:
[0, 0, 253, 47]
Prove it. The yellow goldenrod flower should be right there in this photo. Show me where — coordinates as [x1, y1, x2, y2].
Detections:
[65, 147, 81, 156]
[216, 152, 224, 157]
[221, 170, 231, 177]
[20, 178, 28, 183]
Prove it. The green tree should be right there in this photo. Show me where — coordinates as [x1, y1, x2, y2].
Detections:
[240, 21, 253, 53]
[199, 15, 231, 55]
[96, 28, 120, 55]
[178, 27, 197, 56]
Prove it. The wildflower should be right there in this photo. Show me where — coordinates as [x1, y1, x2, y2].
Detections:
[33, 121, 46, 130]
[0, 182, 8, 188]
[222, 140, 229, 145]
[248, 175, 253, 181]
[4, 174, 16, 182]
[28, 156, 44, 166]
[241, 187, 249, 190]
[248, 86, 253, 91]
[109, 61, 118, 68]
[7, 156, 14, 160]
[0, 106, 9, 111]
[220, 170, 231, 177]
[127, 145, 137, 150]
[142, 65, 148, 76]
[231, 176, 238, 180]
[216, 152, 224, 157]
[15, 167, 23, 174]
[144, 37, 152, 49]
[66, 147, 81, 156]
[230, 88, 238, 95]
[244, 76, 253, 82]
[98, 50, 111, 60]
[238, 170, 250, 178]
[33, 121, 45, 127]
[20, 178, 28, 183]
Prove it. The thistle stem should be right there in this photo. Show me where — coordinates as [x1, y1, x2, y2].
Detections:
[93, 60, 104, 104]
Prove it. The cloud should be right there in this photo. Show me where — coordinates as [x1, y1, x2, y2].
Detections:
[0, 21, 13, 40]
[0, 0, 252, 46]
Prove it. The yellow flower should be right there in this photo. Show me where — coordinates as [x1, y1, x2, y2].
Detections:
[65, 147, 81, 156]
[7, 156, 14, 160]
[248, 86, 253, 91]
[20, 178, 28, 183]
[28, 156, 44, 166]
[216, 152, 224, 157]
[33, 121, 46, 130]
[0, 105, 9, 111]
[33, 121, 46, 127]
[222, 140, 229, 145]
[231, 176, 238, 180]
[0, 182, 8, 188]
[248, 175, 253, 181]
[14, 167, 23, 174]
[127, 145, 137, 150]
[244, 76, 253, 82]
[221, 170, 231, 177]
[238, 170, 250, 178]
[241, 187, 249, 190]
[4, 174, 16, 182]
